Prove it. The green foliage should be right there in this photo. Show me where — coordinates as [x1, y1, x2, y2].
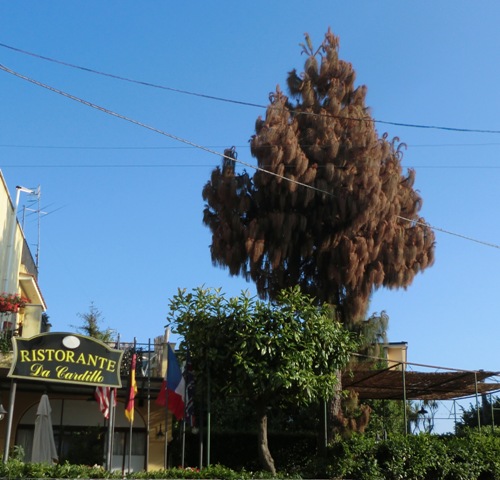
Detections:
[73, 302, 115, 343]
[0, 329, 13, 353]
[0, 459, 122, 479]
[324, 430, 500, 480]
[5, 431, 500, 479]
[9, 444, 25, 462]
[364, 399, 407, 438]
[457, 394, 500, 432]
[0, 460, 294, 479]
[168, 285, 357, 408]
[168, 285, 356, 472]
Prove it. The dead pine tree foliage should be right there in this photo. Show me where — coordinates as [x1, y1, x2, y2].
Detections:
[202, 29, 435, 440]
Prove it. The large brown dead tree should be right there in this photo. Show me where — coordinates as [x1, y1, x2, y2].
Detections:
[202, 29, 435, 438]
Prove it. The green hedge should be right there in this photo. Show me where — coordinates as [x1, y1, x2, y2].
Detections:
[4, 429, 500, 479]
[326, 429, 500, 480]
[0, 461, 292, 479]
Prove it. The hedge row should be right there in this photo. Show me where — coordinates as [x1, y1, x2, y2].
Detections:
[3, 429, 500, 479]
[0, 461, 288, 480]
[325, 430, 500, 480]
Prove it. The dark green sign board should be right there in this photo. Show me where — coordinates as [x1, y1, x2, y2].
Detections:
[8, 333, 124, 387]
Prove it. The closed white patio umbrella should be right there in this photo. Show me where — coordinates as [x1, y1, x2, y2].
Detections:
[31, 394, 58, 464]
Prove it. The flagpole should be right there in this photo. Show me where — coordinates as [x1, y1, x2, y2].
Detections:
[181, 419, 186, 468]
[110, 334, 119, 471]
[206, 368, 211, 466]
[161, 329, 170, 470]
[163, 389, 169, 468]
[181, 358, 187, 468]
[146, 338, 151, 471]
[198, 391, 203, 469]
[128, 338, 137, 474]
[106, 389, 115, 471]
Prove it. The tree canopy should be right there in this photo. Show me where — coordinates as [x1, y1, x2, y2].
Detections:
[167, 285, 357, 472]
[202, 28, 435, 325]
[73, 302, 115, 343]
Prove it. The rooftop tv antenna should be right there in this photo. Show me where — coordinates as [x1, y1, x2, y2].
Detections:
[20, 185, 44, 268]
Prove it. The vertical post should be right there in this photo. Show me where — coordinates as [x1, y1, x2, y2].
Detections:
[206, 369, 211, 466]
[491, 393, 495, 433]
[106, 389, 116, 471]
[146, 339, 151, 470]
[127, 339, 136, 474]
[402, 363, 408, 435]
[181, 369, 187, 468]
[163, 392, 169, 469]
[3, 380, 17, 462]
[453, 399, 458, 434]
[181, 420, 186, 467]
[198, 381, 204, 469]
[323, 400, 327, 451]
[127, 415, 133, 472]
[474, 372, 481, 432]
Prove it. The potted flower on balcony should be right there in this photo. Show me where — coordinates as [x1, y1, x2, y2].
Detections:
[0, 293, 30, 314]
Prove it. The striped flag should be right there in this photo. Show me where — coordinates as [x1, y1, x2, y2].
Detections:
[124, 353, 138, 422]
[95, 386, 116, 419]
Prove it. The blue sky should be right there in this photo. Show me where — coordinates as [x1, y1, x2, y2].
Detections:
[1, 1, 500, 381]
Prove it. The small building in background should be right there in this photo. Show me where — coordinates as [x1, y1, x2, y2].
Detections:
[384, 342, 408, 371]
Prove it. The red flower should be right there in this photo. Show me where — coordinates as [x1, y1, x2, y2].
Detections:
[0, 293, 30, 314]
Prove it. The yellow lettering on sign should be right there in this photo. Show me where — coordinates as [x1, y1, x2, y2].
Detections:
[30, 363, 50, 378]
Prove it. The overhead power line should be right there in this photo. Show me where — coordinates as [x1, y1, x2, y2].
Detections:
[1, 62, 499, 251]
[4, 142, 500, 150]
[2, 42, 500, 135]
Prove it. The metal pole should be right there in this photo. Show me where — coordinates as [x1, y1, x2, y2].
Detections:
[474, 372, 481, 432]
[453, 399, 458, 434]
[3, 380, 17, 462]
[402, 363, 408, 435]
[323, 400, 327, 450]
[163, 391, 169, 469]
[128, 339, 136, 473]
[198, 381, 204, 469]
[491, 393, 495, 433]
[181, 370, 187, 468]
[127, 415, 133, 473]
[206, 369, 211, 466]
[106, 389, 115, 471]
[181, 419, 186, 467]
[146, 338, 151, 471]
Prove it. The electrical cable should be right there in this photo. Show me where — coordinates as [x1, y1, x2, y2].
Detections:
[2, 42, 500, 134]
[1, 61, 499, 251]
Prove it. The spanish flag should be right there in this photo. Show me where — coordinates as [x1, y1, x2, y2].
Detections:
[125, 353, 137, 422]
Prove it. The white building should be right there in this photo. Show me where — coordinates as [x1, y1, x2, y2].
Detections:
[0, 170, 47, 336]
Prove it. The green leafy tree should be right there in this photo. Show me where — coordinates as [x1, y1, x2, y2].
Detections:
[168, 286, 357, 473]
[457, 394, 500, 432]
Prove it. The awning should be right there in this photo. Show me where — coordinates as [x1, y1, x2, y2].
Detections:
[343, 367, 500, 401]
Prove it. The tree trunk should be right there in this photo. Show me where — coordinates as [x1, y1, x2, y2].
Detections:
[256, 405, 276, 474]
[327, 370, 343, 443]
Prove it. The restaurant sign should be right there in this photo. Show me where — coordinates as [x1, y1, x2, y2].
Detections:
[8, 332, 124, 387]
